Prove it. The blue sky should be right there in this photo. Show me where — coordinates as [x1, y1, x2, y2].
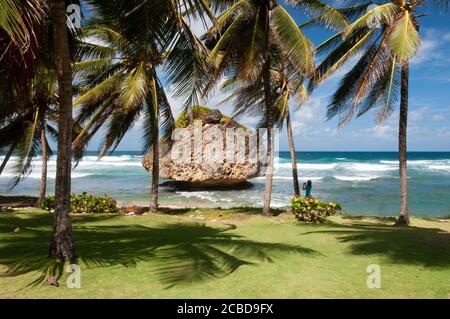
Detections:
[84, 2, 450, 152]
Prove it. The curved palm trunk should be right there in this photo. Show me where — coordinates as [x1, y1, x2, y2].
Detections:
[396, 63, 410, 226]
[286, 107, 300, 197]
[262, 60, 274, 216]
[0, 144, 15, 175]
[49, 0, 76, 261]
[36, 127, 48, 208]
[149, 129, 159, 213]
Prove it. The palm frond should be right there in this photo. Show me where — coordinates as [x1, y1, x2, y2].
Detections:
[314, 28, 375, 86]
[287, 0, 349, 30]
[99, 108, 142, 158]
[0, 0, 47, 51]
[388, 11, 420, 62]
[73, 58, 115, 79]
[327, 41, 382, 126]
[377, 56, 400, 123]
[9, 108, 40, 188]
[343, 3, 399, 38]
[73, 72, 122, 106]
[165, 15, 210, 112]
[271, 4, 315, 77]
[120, 62, 150, 111]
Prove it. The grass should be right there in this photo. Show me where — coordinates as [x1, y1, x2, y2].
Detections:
[0, 208, 449, 298]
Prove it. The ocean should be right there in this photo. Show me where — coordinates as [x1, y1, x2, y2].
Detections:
[1, 151, 449, 217]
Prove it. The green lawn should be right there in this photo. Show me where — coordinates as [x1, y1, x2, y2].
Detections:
[0, 208, 449, 298]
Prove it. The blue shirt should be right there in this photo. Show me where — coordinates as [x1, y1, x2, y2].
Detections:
[305, 185, 312, 198]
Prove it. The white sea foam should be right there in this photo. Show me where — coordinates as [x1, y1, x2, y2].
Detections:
[254, 176, 323, 181]
[275, 163, 337, 170]
[408, 160, 434, 165]
[79, 155, 133, 162]
[379, 160, 397, 164]
[380, 159, 446, 167]
[380, 160, 450, 172]
[176, 191, 219, 202]
[76, 161, 142, 167]
[334, 176, 379, 181]
[428, 165, 450, 172]
[341, 163, 396, 172]
[0, 172, 92, 179]
[277, 162, 397, 172]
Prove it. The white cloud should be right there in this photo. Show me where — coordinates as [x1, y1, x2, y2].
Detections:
[412, 37, 439, 65]
[444, 33, 450, 42]
[432, 114, 445, 122]
[365, 124, 396, 140]
[411, 29, 450, 66]
[290, 95, 327, 134]
[410, 106, 429, 122]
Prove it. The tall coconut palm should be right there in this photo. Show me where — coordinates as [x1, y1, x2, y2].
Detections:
[272, 66, 308, 197]
[72, 0, 215, 212]
[221, 51, 308, 197]
[0, 0, 78, 261]
[311, 1, 448, 225]
[0, 65, 59, 208]
[72, 23, 174, 213]
[203, 0, 347, 214]
[49, 0, 77, 261]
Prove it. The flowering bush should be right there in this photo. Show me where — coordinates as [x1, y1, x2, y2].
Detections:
[291, 196, 341, 223]
[42, 193, 119, 214]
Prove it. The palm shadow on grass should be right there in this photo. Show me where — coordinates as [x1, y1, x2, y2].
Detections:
[0, 213, 316, 288]
[156, 207, 285, 217]
[299, 221, 450, 268]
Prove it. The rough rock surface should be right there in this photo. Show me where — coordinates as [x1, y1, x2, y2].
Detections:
[142, 108, 261, 189]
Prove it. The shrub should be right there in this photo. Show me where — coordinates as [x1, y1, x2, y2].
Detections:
[42, 193, 120, 214]
[291, 196, 341, 223]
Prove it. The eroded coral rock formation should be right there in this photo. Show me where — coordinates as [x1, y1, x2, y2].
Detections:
[142, 107, 261, 189]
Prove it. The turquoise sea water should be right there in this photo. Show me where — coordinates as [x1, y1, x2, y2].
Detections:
[1, 151, 450, 217]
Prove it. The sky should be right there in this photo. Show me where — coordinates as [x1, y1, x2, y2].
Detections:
[83, 2, 450, 152]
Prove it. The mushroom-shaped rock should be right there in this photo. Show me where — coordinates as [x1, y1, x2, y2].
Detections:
[143, 106, 262, 189]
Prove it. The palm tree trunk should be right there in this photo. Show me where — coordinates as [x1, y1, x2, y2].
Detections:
[149, 129, 159, 213]
[49, 0, 76, 261]
[396, 62, 410, 226]
[0, 144, 15, 175]
[149, 77, 159, 213]
[262, 59, 274, 216]
[36, 127, 48, 208]
[286, 107, 300, 197]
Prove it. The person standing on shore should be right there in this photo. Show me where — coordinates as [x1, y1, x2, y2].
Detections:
[303, 180, 313, 198]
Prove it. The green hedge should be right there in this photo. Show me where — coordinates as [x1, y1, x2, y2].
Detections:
[42, 193, 120, 214]
[291, 196, 341, 223]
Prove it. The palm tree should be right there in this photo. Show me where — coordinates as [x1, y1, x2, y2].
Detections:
[0, 0, 77, 260]
[222, 51, 308, 197]
[0, 0, 47, 119]
[49, 0, 77, 261]
[72, 0, 215, 212]
[72, 23, 173, 213]
[312, 1, 448, 225]
[203, 0, 347, 214]
[272, 66, 308, 197]
[0, 65, 59, 208]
